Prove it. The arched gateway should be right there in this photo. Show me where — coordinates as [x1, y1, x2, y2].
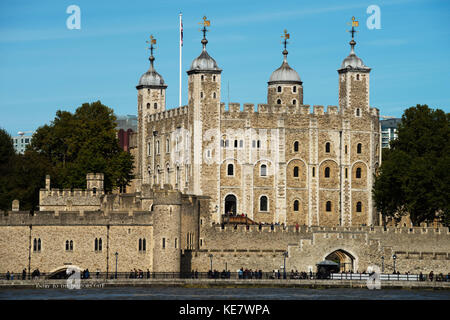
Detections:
[325, 249, 355, 272]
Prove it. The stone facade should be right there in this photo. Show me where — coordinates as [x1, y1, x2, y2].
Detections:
[0, 30, 448, 276]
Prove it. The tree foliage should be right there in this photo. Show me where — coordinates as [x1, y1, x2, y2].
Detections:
[30, 101, 134, 192]
[373, 104, 450, 226]
[0, 101, 134, 211]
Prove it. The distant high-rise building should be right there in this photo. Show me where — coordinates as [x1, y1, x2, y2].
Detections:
[12, 131, 34, 154]
[380, 118, 402, 148]
[115, 115, 137, 152]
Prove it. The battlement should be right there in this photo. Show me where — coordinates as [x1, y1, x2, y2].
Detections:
[0, 210, 153, 226]
[209, 224, 450, 235]
[148, 105, 189, 123]
[219, 102, 343, 117]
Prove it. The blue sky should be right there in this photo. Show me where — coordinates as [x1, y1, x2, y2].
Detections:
[0, 0, 449, 136]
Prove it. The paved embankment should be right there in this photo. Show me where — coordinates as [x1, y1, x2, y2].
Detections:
[1, 279, 449, 290]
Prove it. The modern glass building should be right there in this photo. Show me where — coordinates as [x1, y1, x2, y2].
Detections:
[380, 118, 401, 148]
[12, 132, 34, 154]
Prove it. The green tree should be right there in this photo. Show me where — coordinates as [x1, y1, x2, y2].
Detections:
[0, 128, 15, 210]
[30, 101, 134, 192]
[373, 104, 450, 226]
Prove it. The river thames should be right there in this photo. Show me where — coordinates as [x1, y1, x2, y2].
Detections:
[1, 287, 449, 300]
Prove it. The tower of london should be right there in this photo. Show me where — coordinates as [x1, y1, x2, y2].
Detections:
[1, 21, 448, 277]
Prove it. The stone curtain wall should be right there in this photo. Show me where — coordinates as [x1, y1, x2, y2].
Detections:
[189, 224, 450, 274]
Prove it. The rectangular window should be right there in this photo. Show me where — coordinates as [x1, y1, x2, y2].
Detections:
[162, 238, 166, 249]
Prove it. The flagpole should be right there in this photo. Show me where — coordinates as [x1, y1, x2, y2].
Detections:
[179, 12, 182, 107]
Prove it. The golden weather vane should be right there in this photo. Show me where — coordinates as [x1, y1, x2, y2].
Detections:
[198, 16, 211, 39]
[146, 35, 157, 55]
[281, 29, 290, 50]
[347, 16, 359, 39]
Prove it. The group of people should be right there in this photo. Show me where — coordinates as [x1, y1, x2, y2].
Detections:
[238, 268, 263, 279]
[207, 269, 231, 279]
[422, 271, 450, 282]
[128, 269, 151, 279]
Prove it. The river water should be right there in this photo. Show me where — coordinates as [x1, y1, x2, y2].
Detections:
[1, 287, 449, 300]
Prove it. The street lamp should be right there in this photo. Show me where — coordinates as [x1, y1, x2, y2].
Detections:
[381, 256, 384, 273]
[115, 252, 118, 279]
[283, 251, 288, 279]
[393, 254, 397, 274]
[209, 254, 213, 272]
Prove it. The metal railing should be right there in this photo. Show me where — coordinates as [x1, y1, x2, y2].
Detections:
[1, 271, 448, 282]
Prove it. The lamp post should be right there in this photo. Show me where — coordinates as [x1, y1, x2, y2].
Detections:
[283, 251, 288, 279]
[114, 252, 118, 279]
[209, 254, 213, 272]
[381, 256, 384, 273]
[393, 254, 397, 274]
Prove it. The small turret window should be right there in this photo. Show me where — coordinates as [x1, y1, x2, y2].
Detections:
[277, 99, 281, 105]
[260, 164, 267, 177]
[356, 108, 361, 116]
[294, 141, 299, 152]
[213, 75, 216, 81]
[294, 200, 299, 211]
[356, 167, 362, 179]
[325, 142, 331, 153]
[356, 201, 362, 212]
[200, 92, 203, 98]
[326, 201, 332, 212]
[147, 103, 150, 109]
[293, 86, 297, 93]
[356, 74, 360, 80]
[201, 75, 204, 81]
[292, 99, 296, 105]
[325, 167, 330, 178]
[357, 143, 362, 154]
[213, 92, 216, 99]
[277, 86, 282, 93]
[154, 103, 157, 109]
[293, 166, 299, 177]
[227, 164, 234, 176]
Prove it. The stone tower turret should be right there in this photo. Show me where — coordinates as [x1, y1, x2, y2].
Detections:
[136, 36, 168, 189]
[151, 186, 182, 273]
[268, 30, 303, 107]
[186, 18, 222, 210]
[338, 29, 371, 117]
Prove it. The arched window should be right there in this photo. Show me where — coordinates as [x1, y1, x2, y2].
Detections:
[293, 200, 299, 211]
[292, 99, 296, 105]
[357, 143, 362, 154]
[213, 92, 216, 99]
[213, 75, 216, 81]
[356, 74, 360, 80]
[156, 140, 160, 154]
[166, 165, 170, 183]
[146, 103, 150, 109]
[260, 196, 268, 212]
[227, 163, 234, 176]
[356, 167, 362, 179]
[70, 240, 73, 251]
[66, 240, 69, 251]
[312, 167, 315, 177]
[326, 201, 332, 212]
[139, 239, 142, 251]
[93, 187, 97, 195]
[294, 141, 299, 152]
[166, 138, 170, 153]
[260, 164, 267, 176]
[293, 166, 299, 177]
[154, 103, 157, 109]
[277, 86, 282, 93]
[277, 99, 281, 105]
[234, 140, 238, 148]
[356, 201, 362, 212]
[94, 238, 98, 251]
[37, 239, 41, 251]
[98, 238, 102, 251]
[33, 238, 37, 251]
[293, 86, 297, 93]
[325, 142, 331, 153]
[325, 167, 330, 178]
[356, 108, 360, 116]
